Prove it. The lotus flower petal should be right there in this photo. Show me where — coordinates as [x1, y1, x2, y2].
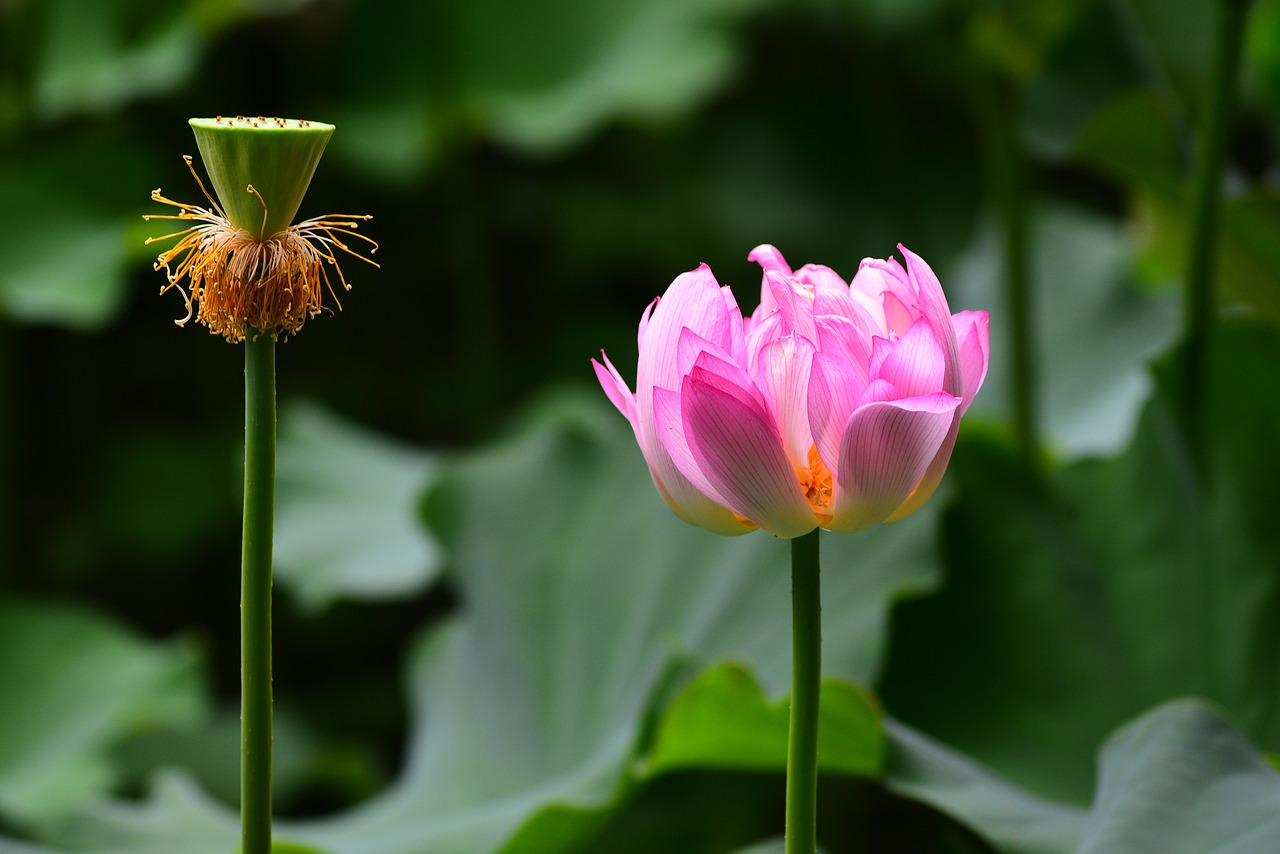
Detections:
[828, 393, 960, 533]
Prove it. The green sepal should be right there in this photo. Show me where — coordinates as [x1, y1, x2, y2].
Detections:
[189, 117, 334, 239]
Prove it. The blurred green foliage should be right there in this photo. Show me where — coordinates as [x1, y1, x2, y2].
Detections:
[1, 0, 1280, 851]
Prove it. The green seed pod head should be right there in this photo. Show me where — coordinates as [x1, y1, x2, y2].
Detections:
[189, 116, 334, 239]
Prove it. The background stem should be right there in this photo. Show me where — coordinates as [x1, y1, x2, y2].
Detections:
[785, 528, 822, 854]
[1182, 0, 1252, 472]
[242, 333, 276, 854]
[974, 71, 1036, 462]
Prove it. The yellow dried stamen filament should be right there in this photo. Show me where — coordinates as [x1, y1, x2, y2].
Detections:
[144, 157, 379, 342]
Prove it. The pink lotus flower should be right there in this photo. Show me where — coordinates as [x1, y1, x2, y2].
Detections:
[594, 245, 990, 539]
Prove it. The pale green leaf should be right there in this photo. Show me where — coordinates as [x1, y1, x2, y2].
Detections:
[0, 601, 204, 829]
[273, 401, 441, 612]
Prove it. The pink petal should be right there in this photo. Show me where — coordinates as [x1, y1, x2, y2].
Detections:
[749, 245, 790, 320]
[720, 286, 748, 366]
[881, 290, 916, 338]
[765, 270, 817, 344]
[748, 244, 792, 275]
[688, 352, 767, 413]
[814, 286, 878, 334]
[681, 371, 816, 538]
[885, 422, 957, 524]
[826, 393, 960, 532]
[872, 317, 947, 399]
[814, 316, 873, 388]
[637, 297, 657, 353]
[633, 264, 756, 536]
[653, 385, 728, 506]
[898, 245, 963, 398]
[952, 310, 991, 414]
[794, 263, 847, 292]
[745, 311, 785, 375]
[857, 377, 902, 407]
[676, 326, 738, 381]
[807, 351, 863, 478]
[592, 352, 637, 427]
[752, 334, 816, 468]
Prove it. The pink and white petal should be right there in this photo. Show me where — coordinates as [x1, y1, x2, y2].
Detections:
[753, 334, 816, 467]
[687, 357, 767, 414]
[853, 257, 913, 304]
[881, 290, 917, 338]
[637, 297, 657, 352]
[857, 377, 903, 407]
[748, 244, 793, 275]
[795, 263, 848, 292]
[868, 335, 893, 379]
[637, 264, 733, 400]
[765, 270, 818, 344]
[676, 326, 740, 380]
[651, 386, 755, 535]
[807, 351, 863, 477]
[721, 285, 749, 366]
[745, 310, 785, 375]
[826, 392, 960, 533]
[885, 420, 958, 524]
[749, 246, 791, 321]
[898, 245, 963, 398]
[873, 317, 947, 399]
[814, 316, 873, 389]
[682, 375, 816, 538]
[814, 286, 878, 334]
[653, 386, 727, 504]
[952, 310, 991, 414]
[592, 352, 637, 427]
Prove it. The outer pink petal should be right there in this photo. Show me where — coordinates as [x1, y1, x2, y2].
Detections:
[850, 257, 912, 333]
[898, 245, 962, 399]
[748, 244, 792, 275]
[720, 286, 749, 367]
[765, 270, 817, 344]
[873, 317, 947, 399]
[952, 310, 991, 414]
[885, 422, 957, 524]
[752, 334, 816, 468]
[635, 264, 753, 536]
[884, 246, 967, 524]
[676, 326, 739, 382]
[826, 393, 960, 533]
[745, 310, 785, 375]
[638, 264, 730, 407]
[814, 316, 873, 388]
[881, 290, 917, 338]
[652, 386, 755, 535]
[681, 372, 816, 538]
[749, 245, 790, 320]
[814, 286, 878, 335]
[807, 351, 863, 478]
[794, 263, 847, 292]
[592, 351, 637, 428]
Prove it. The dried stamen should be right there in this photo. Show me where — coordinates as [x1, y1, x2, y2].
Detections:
[144, 157, 378, 342]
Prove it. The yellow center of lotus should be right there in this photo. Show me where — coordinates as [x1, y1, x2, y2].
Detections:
[798, 446, 833, 521]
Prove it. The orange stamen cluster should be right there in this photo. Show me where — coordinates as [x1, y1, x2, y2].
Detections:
[144, 156, 378, 342]
[798, 446, 833, 521]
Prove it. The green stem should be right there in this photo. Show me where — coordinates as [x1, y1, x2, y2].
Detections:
[241, 333, 276, 854]
[974, 71, 1036, 462]
[785, 528, 822, 854]
[1182, 0, 1252, 470]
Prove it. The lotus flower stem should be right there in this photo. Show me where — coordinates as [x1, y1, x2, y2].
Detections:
[974, 74, 1036, 462]
[241, 332, 276, 854]
[785, 528, 821, 854]
[1183, 0, 1252, 468]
